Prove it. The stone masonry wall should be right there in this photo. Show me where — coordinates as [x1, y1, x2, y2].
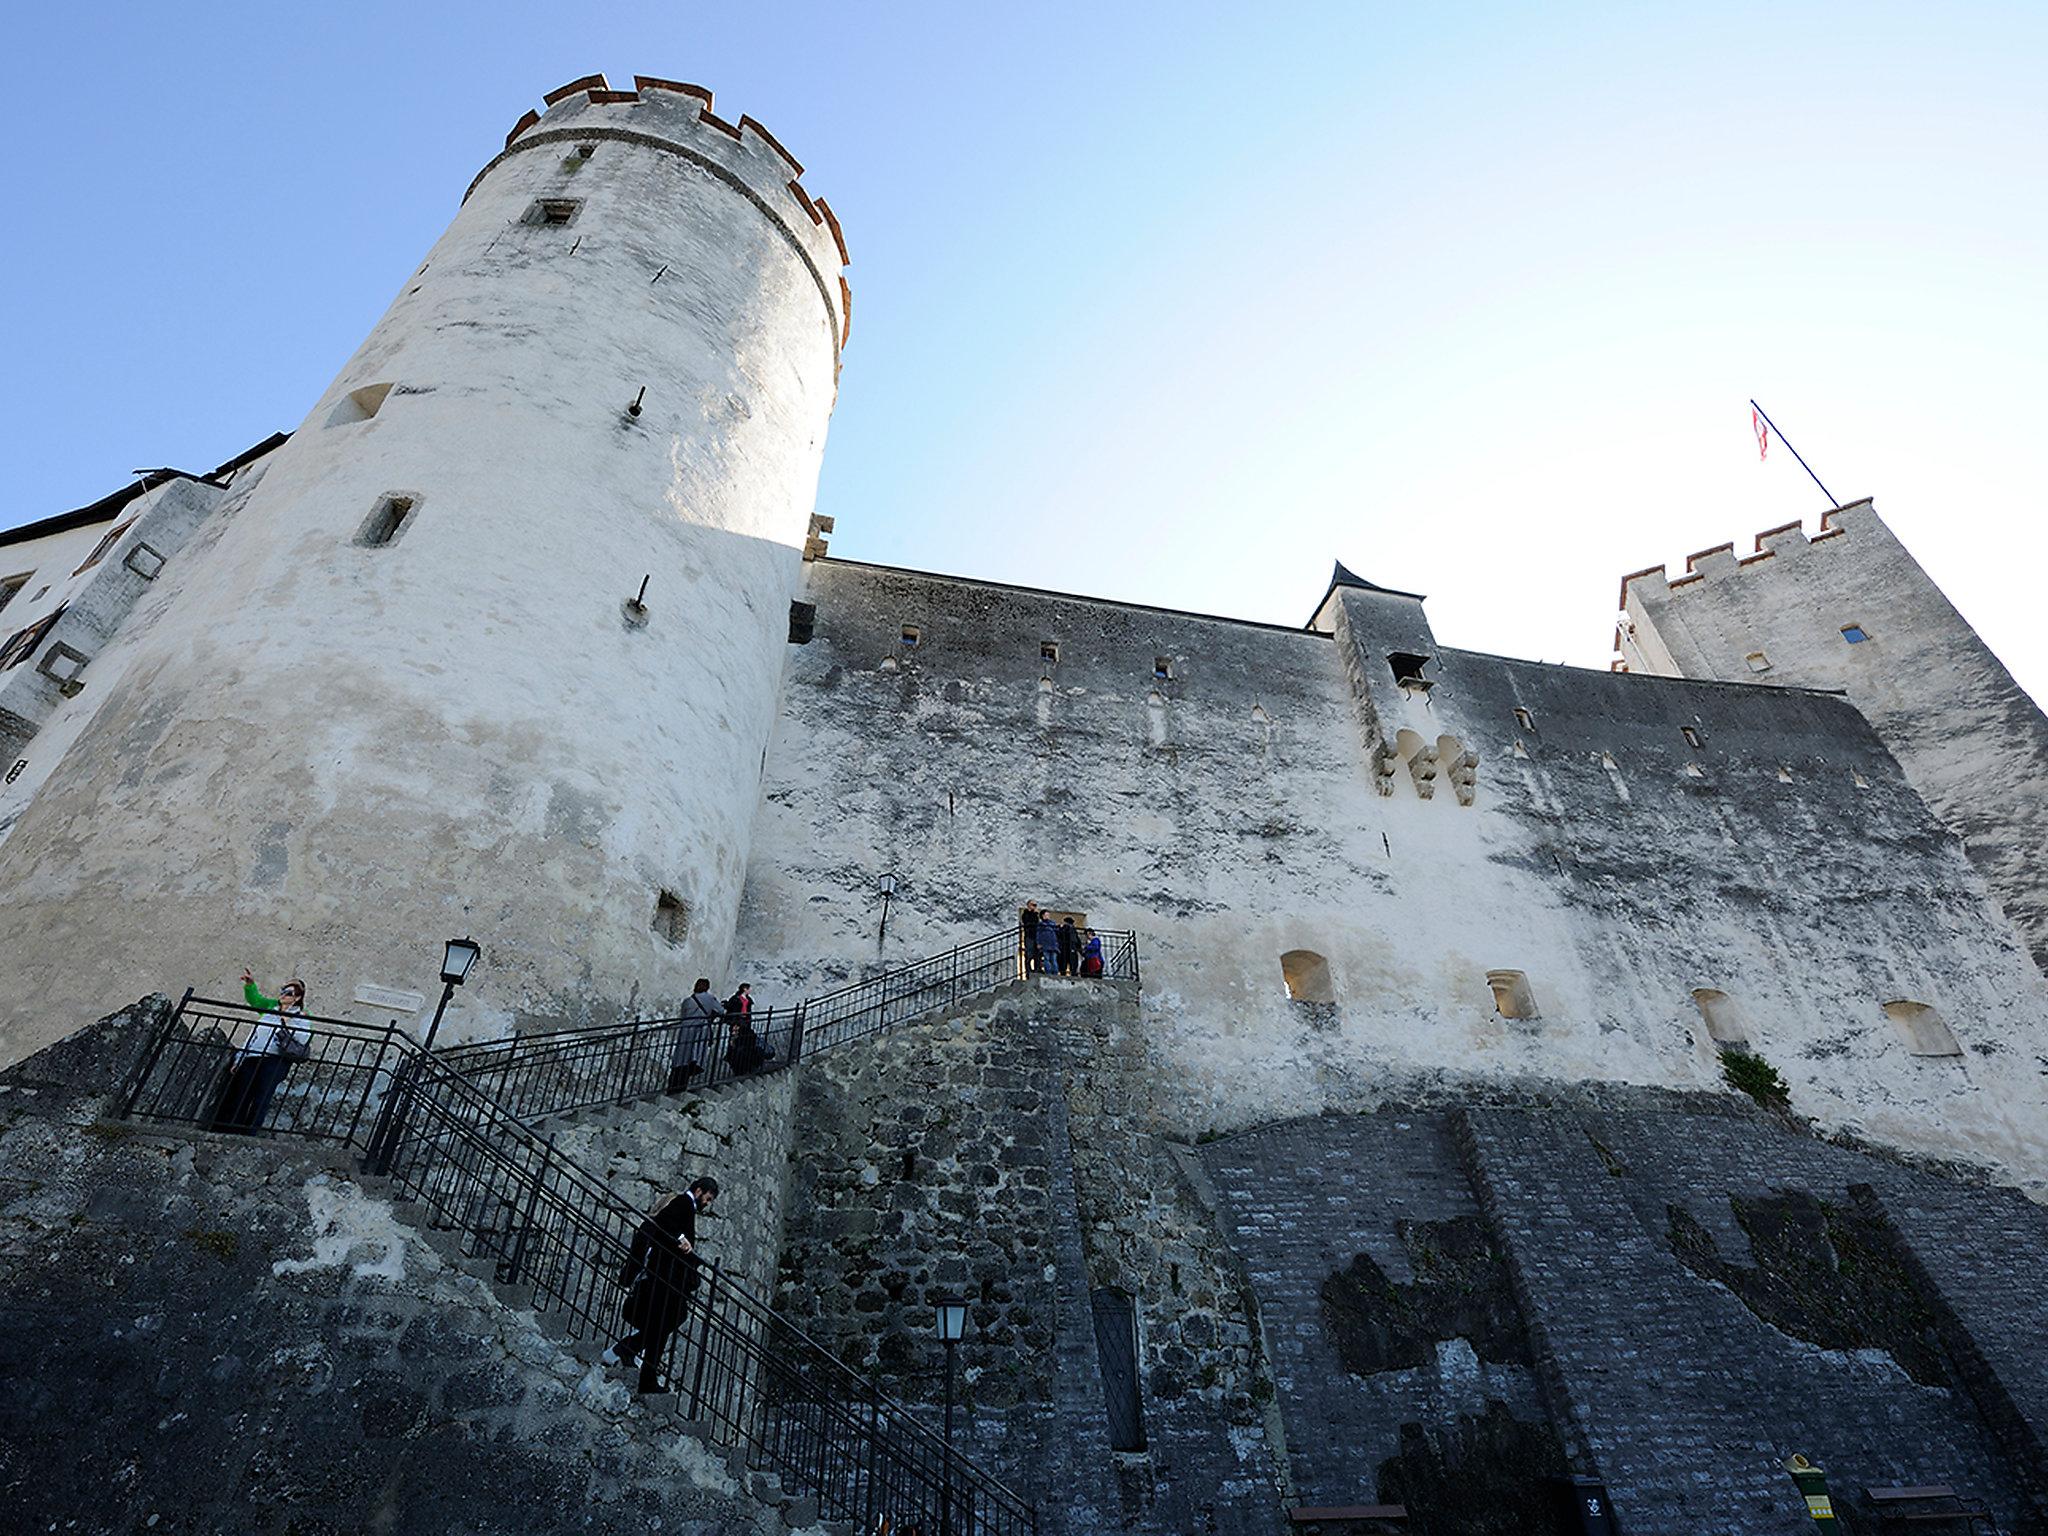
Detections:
[542, 1066, 799, 1318]
[775, 977, 1282, 1536]
[0, 1105, 814, 1536]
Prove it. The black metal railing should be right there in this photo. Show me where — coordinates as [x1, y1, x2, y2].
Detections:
[439, 1007, 803, 1124]
[117, 990, 412, 1144]
[118, 993, 1036, 1536]
[800, 927, 1140, 1055]
[437, 927, 1139, 1126]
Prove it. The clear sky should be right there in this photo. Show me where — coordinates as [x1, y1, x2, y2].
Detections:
[7, 2, 2045, 699]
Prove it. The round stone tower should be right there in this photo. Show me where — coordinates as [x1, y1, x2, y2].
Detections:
[0, 75, 850, 1057]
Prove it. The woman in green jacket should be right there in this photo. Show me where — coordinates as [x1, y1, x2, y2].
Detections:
[210, 969, 310, 1133]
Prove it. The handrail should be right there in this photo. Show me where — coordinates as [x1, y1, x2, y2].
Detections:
[119, 993, 1038, 1535]
[438, 925, 1139, 1126]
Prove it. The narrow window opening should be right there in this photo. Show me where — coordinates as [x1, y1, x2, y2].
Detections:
[1486, 969, 1538, 1020]
[1041, 641, 1060, 664]
[787, 600, 816, 645]
[1153, 656, 1174, 681]
[1745, 651, 1772, 673]
[1681, 726, 1704, 749]
[1513, 707, 1536, 732]
[1884, 999, 1960, 1058]
[0, 573, 30, 614]
[327, 381, 394, 426]
[899, 625, 922, 649]
[1388, 651, 1432, 689]
[1841, 625, 1868, 644]
[1090, 1289, 1146, 1452]
[0, 606, 65, 670]
[651, 891, 691, 948]
[1691, 988, 1749, 1048]
[563, 144, 596, 171]
[72, 520, 137, 576]
[356, 495, 416, 548]
[526, 197, 582, 227]
[1280, 949, 1335, 1005]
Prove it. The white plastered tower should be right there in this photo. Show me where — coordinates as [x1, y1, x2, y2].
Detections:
[0, 75, 851, 1061]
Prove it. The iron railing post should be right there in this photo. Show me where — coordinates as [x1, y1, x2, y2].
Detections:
[503, 1134, 554, 1285]
[688, 1261, 718, 1422]
[117, 986, 193, 1119]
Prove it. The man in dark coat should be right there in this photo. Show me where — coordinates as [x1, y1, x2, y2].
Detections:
[1057, 916, 1081, 976]
[602, 1175, 720, 1393]
[1020, 901, 1041, 974]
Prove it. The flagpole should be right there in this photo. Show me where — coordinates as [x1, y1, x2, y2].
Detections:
[1749, 399, 1838, 508]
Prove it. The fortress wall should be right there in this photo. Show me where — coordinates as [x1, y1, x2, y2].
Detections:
[736, 559, 2048, 1188]
[1619, 500, 2048, 974]
[0, 79, 845, 1061]
[774, 980, 1276, 1536]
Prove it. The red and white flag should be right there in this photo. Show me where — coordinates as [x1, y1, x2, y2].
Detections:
[1752, 406, 1769, 461]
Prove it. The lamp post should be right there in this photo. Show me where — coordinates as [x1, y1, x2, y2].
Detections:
[421, 936, 481, 1053]
[369, 937, 480, 1175]
[878, 872, 898, 944]
[933, 1293, 967, 1536]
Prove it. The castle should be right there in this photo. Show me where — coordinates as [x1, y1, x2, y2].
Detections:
[4, 75, 2048, 1536]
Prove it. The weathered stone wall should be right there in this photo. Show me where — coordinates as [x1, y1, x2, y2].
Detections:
[737, 557, 2048, 1190]
[1191, 1094, 2048, 1536]
[0, 1106, 813, 1536]
[775, 978, 1279, 1536]
[0, 76, 848, 1066]
[542, 1066, 799, 1316]
[1620, 500, 2048, 976]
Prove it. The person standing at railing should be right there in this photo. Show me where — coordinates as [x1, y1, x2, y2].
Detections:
[724, 983, 774, 1075]
[210, 969, 311, 1133]
[1035, 914, 1059, 977]
[1020, 901, 1042, 974]
[602, 1175, 720, 1393]
[1057, 916, 1081, 976]
[667, 978, 721, 1091]
[1080, 929, 1105, 977]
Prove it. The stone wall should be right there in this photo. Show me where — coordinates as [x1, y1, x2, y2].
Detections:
[775, 977, 1280, 1535]
[737, 556, 2048, 1191]
[1198, 1094, 2048, 1536]
[541, 1065, 799, 1317]
[1620, 500, 2048, 977]
[0, 1104, 815, 1536]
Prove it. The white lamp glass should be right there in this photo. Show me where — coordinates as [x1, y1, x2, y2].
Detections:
[442, 937, 481, 986]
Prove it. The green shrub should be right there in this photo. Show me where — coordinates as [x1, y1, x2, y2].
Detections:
[1721, 1048, 1791, 1110]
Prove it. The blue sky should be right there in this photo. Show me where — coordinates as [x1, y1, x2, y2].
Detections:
[7, 2, 2045, 697]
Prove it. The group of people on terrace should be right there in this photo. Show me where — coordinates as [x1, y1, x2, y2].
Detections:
[1020, 901, 1106, 978]
[664, 977, 775, 1090]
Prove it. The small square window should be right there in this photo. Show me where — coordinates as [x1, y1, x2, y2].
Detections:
[651, 890, 690, 947]
[527, 198, 582, 227]
[1841, 625, 1868, 644]
[123, 542, 166, 581]
[1041, 641, 1060, 664]
[1681, 726, 1704, 749]
[1513, 707, 1536, 732]
[355, 494, 417, 548]
[1154, 656, 1174, 681]
[1745, 651, 1772, 673]
[900, 625, 922, 648]
[563, 144, 596, 171]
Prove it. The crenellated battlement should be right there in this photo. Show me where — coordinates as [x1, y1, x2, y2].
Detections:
[472, 73, 851, 346]
[1613, 498, 1873, 621]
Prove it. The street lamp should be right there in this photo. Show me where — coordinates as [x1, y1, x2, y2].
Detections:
[422, 936, 480, 1052]
[933, 1294, 968, 1536]
[878, 872, 898, 943]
